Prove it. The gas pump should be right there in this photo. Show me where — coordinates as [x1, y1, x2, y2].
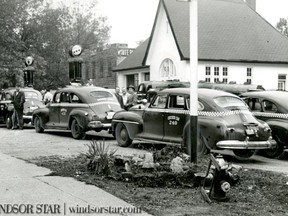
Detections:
[23, 56, 35, 87]
[68, 45, 83, 84]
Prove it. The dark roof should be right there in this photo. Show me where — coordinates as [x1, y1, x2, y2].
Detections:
[163, 0, 288, 63]
[113, 39, 150, 71]
[115, 0, 288, 72]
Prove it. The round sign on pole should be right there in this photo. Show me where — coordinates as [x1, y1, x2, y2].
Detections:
[25, 56, 34, 66]
[69, 45, 82, 57]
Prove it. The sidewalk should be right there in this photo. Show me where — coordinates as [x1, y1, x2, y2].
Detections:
[0, 152, 151, 216]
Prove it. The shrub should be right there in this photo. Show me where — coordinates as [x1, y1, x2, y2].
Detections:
[82, 139, 117, 176]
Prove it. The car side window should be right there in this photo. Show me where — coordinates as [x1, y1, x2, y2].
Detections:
[60, 92, 70, 103]
[246, 98, 262, 111]
[151, 95, 167, 108]
[70, 93, 81, 103]
[54, 93, 61, 103]
[263, 100, 277, 113]
[168, 95, 185, 109]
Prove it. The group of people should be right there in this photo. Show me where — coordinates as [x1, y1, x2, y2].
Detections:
[115, 85, 138, 110]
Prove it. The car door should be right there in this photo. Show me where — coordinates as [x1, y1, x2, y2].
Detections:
[48, 92, 61, 126]
[141, 94, 167, 141]
[58, 92, 73, 128]
[163, 94, 188, 143]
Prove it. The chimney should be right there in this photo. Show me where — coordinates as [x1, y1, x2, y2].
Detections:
[245, 0, 256, 10]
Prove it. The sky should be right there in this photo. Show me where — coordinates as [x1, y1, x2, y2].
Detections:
[58, 0, 288, 48]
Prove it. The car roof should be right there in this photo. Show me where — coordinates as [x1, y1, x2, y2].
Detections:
[56, 86, 113, 98]
[159, 87, 239, 99]
[241, 90, 288, 103]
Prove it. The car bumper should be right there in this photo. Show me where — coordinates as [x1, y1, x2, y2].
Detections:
[88, 121, 111, 129]
[216, 136, 277, 150]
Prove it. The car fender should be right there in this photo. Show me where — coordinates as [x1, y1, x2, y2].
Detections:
[198, 117, 228, 149]
[32, 107, 50, 126]
[68, 109, 89, 130]
[265, 119, 288, 145]
[112, 111, 143, 139]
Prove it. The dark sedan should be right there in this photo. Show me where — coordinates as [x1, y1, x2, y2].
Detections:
[0, 87, 43, 128]
[241, 90, 288, 158]
[32, 86, 122, 139]
[112, 88, 276, 159]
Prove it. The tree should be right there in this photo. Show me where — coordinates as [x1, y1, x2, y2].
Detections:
[0, 0, 111, 90]
[276, 18, 288, 37]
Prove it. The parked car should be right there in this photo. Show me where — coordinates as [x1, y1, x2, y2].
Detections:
[198, 82, 265, 95]
[112, 88, 276, 159]
[137, 80, 190, 102]
[1, 87, 43, 128]
[32, 86, 122, 139]
[241, 90, 288, 158]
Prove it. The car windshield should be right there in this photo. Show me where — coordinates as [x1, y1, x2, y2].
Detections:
[88, 91, 115, 102]
[214, 96, 248, 110]
[24, 91, 40, 99]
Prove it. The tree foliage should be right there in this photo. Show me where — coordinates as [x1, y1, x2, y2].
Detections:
[276, 18, 288, 37]
[0, 0, 110, 90]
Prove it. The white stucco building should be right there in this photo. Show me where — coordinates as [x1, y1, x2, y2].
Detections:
[114, 0, 288, 91]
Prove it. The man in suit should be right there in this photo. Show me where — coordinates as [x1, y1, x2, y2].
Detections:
[11, 85, 25, 130]
[115, 86, 124, 108]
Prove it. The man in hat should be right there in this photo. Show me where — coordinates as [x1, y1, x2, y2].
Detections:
[124, 85, 138, 110]
[11, 85, 25, 130]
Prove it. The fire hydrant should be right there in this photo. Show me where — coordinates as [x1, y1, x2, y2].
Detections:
[201, 154, 231, 202]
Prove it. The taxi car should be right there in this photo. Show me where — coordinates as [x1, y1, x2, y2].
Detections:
[32, 86, 122, 139]
[241, 90, 288, 158]
[112, 88, 276, 159]
[1, 87, 43, 128]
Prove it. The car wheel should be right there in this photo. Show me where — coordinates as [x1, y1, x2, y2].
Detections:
[115, 123, 132, 147]
[6, 115, 12, 129]
[71, 118, 85, 139]
[198, 135, 209, 156]
[183, 127, 208, 156]
[34, 116, 44, 133]
[264, 136, 285, 159]
[233, 149, 255, 160]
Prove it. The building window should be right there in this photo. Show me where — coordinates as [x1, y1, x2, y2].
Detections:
[214, 67, 219, 83]
[223, 67, 228, 76]
[205, 66, 211, 75]
[144, 73, 150, 81]
[159, 58, 176, 79]
[222, 67, 228, 83]
[107, 61, 112, 77]
[246, 68, 252, 84]
[134, 74, 139, 87]
[247, 68, 252, 77]
[278, 74, 286, 90]
[99, 60, 104, 78]
[214, 67, 219, 76]
[205, 78, 211, 82]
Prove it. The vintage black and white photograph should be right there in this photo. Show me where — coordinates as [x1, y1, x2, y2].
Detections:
[1, 0, 288, 215]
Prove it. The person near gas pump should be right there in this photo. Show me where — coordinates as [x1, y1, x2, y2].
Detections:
[11, 85, 25, 130]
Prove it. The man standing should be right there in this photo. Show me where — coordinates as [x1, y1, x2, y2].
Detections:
[11, 85, 25, 130]
[121, 87, 129, 106]
[86, 79, 94, 86]
[43, 89, 53, 105]
[124, 85, 138, 110]
[115, 86, 124, 108]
